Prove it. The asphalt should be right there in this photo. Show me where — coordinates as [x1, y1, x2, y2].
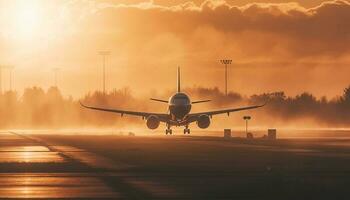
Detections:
[1, 131, 350, 199]
[0, 131, 120, 199]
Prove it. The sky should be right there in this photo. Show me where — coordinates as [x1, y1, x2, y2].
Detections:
[0, 0, 349, 98]
[88, 0, 333, 8]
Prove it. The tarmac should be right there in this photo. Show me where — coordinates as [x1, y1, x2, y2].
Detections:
[0, 131, 119, 199]
[1, 130, 350, 199]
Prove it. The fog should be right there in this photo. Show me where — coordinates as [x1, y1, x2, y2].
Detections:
[0, 85, 349, 129]
[1, 0, 349, 98]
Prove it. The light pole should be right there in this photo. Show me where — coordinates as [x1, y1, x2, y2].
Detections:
[0, 65, 14, 93]
[220, 59, 232, 96]
[98, 51, 111, 94]
[0, 65, 3, 94]
[52, 68, 60, 87]
[8, 66, 14, 91]
[243, 116, 251, 134]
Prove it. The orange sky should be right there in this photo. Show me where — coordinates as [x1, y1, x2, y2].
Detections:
[88, 0, 332, 8]
[0, 0, 349, 98]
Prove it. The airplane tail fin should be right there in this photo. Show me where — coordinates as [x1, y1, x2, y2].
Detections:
[177, 67, 181, 93]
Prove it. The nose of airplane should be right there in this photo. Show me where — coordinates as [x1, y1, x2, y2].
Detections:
[169, 93, 191, 105]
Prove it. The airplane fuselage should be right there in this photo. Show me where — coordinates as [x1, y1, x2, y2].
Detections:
[81, 67, 265, 135]
[168, 92, 191, 121]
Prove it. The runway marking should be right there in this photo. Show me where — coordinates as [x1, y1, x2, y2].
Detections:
[30, 136, 171, 199]
[0, 152, 65, 163]
[0, 132, 120, 199]
[0, 146, 50, 152]
[0, 173, 118, 198]
[30, 133, 180, 199]
[1, 131, 180, 199]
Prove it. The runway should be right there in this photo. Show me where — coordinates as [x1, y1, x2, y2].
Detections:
[1, 130, 350, 199]
[0, 131, 184, 199]
[0, 132, 119, 199]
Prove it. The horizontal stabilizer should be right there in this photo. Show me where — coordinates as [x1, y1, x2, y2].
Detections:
[150, 98, 169, 103]
[192, 100, 211, 104]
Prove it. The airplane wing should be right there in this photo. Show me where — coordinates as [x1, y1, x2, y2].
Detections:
[188, 103, 266, 117]
[192, 100, 211, 104]
[150, 98, 168, 103]
[80, 102, 169, 121]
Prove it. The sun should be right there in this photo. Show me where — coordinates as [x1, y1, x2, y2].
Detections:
[16, 5, 40, 34]
[12, 0, 43, 37]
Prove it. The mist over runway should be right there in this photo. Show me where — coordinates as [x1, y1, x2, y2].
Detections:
[1, 130, 350, 199]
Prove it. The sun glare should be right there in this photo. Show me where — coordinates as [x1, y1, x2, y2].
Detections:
[12, 1, 42, 37]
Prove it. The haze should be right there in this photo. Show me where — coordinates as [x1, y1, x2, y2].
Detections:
[0, 0, 349, 99]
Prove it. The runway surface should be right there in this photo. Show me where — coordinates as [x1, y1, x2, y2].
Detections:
[1, 130, 350, 199]
[0, 132, 119, 199]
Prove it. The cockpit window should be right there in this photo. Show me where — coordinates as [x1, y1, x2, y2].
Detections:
[175, 96, 188, 99]
[170, 94, 190, 105]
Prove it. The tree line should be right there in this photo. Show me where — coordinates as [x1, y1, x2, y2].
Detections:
[0, 85, 349, 128]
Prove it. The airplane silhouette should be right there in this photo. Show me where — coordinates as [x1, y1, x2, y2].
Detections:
[80, 68, 265, 134]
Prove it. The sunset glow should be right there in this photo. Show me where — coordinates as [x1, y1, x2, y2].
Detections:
[14, 1, 42, 36]
[0, 2, 350, 199]
[0, 0, 348, 129]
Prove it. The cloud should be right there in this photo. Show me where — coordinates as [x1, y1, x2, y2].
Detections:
[70, 0, 350, 60]
[2, 0, 349, 98]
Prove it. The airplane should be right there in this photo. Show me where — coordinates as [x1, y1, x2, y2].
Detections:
[80, 68, 266, 135]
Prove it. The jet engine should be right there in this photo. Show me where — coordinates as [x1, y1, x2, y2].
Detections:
[146, 115, 160, 129]
[197, 114, 210, 129]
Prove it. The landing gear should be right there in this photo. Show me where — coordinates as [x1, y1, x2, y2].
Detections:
[165, 124, 172, 135]
[165, 129, 172, 135]
[184, 125, 190, 134]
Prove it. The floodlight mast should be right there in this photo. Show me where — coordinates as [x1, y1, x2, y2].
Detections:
[0, 66, 2, 94]
[8, 66, 14, 91]
[98, 51, 111, 94]
[0, 65, 15, 93]
[52, 68, 60, 87]
[220, 59, 232, 96]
